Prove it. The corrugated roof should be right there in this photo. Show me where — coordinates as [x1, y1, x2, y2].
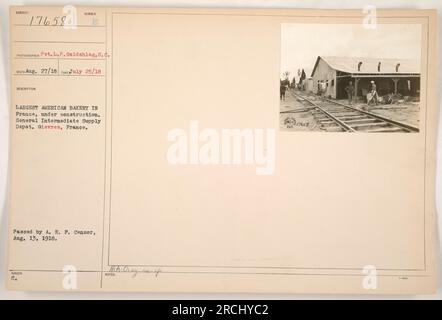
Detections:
[312, 56, 420, 76]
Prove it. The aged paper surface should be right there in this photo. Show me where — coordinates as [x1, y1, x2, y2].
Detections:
[6, 6, 438, 293]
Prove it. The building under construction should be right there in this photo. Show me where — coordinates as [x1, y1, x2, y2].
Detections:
[310, 56, 421, 100]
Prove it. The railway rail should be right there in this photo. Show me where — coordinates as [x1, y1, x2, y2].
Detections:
[289, 91, 419, 133]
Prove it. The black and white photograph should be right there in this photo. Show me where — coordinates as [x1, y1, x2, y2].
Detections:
[280, 23, 421, 132]
[1, 1, 440, 302]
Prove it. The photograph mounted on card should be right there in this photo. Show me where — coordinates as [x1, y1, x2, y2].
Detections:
[6, 6, 437, 294]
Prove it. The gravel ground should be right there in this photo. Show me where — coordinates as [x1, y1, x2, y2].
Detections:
[335, 99, 420, 128]
[279, 90, 324, 131]
[280, 90, 420, 131]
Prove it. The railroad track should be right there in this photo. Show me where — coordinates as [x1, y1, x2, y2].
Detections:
[289, 91, 419, 133]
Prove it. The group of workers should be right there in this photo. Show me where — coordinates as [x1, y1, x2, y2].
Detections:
[281, 78, 380, 106]
[345, 80, 379, 106]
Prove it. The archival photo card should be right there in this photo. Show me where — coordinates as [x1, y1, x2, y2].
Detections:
[6, 7, 437, 294]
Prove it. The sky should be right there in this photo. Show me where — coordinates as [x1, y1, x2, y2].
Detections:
[281, 23, 422, 81]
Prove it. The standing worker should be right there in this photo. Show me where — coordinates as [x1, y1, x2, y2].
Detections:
[280, 80, 287, 101]
[368, 80, 379, 106]
[345, 81, 355, 105]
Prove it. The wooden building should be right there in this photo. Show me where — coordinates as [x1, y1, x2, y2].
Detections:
[310, 56, 421, 100]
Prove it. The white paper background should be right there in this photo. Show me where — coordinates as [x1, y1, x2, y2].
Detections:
[0, 0, 440, 299]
